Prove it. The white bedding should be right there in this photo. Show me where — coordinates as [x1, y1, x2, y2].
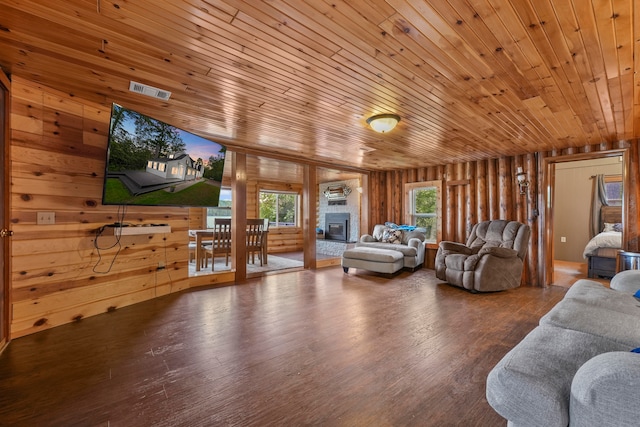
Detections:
[582, 231, 622, 258]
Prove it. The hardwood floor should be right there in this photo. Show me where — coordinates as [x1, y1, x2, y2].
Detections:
[0, 267, 568, 426]
[553, 260, 610, 288]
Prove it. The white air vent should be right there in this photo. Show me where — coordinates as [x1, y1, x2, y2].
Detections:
[128, 81, 171, 100]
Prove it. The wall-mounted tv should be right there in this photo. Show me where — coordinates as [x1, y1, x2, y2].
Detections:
[102, 103, 227, 207]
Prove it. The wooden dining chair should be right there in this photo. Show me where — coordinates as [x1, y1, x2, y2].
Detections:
[203, 218, 231, 270]
[193, 231, 214, 270]
[246, 218, 266, 266]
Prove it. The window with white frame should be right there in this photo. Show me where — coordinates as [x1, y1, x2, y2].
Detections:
[405, 181, 442, 243]
[259, 190, 299, 227]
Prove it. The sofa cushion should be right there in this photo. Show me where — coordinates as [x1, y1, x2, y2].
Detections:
[540, 298, 640, 348]
[486, 325, 629, 427]
[562, 280, 640, 315]
[356, 241, 417, 257]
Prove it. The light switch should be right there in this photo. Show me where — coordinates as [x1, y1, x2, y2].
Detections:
[560, 236, 566, 243]
[37, 211, 55, 225]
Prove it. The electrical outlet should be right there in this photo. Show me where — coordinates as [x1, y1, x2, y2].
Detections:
[37, 211, 55, 225]
[560, 236, 567, 243]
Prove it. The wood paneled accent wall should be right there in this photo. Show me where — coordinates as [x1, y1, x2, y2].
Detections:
[369, 141, 640, 287]
[8, 77, 212, 338]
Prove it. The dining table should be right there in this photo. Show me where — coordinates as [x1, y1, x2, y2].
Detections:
[188, 223, 268, 271]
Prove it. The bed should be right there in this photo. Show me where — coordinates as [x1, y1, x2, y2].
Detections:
[583, 205, 622, 279]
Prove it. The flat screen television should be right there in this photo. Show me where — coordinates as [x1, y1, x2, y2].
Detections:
[102, 103, 227, 207]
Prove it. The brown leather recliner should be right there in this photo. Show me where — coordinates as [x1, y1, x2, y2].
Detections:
[435, 220, 531, 292]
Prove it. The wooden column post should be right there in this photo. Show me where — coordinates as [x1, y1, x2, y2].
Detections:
[232, 152, 247, 281]
[303, 165, 317, 269]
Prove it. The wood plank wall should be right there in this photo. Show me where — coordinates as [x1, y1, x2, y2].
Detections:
[8, 77, 208, 338]
[369, 141, 640, 287]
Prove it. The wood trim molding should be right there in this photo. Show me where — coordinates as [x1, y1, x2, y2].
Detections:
[0, 67, 10, 346]
[541, 149, 629, 286]
[445, 179, 470, 186]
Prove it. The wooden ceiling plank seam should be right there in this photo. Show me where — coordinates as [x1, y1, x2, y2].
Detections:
[385, 0, 495, 79]
[546, 0, 613, 139]
[609, 0, 635, 137]
[380, 0, 519, 113]
[154, 7, 396, 125]
[467, 0, 560, 107]
[591, 0, 627, 138]
[544, 1, 607, 139]
[182, 0, 240, 23]
[396, 0, 560, 144]
[424, 0, 576, 145]
[374, 15, 540, 128]
[570, 0, 617, 136]
[504, 0, 602, 142]
[33, 0, 556, 155]
[211, 0, 343, 56]
[290, 0, 524, 135]
[94, 0, 363, 107]
[370, 20, 564, 150]
[333, 0, 397, 26]
[333, 50, 534, 150]
[434, 0, 539, 99]
[488, 0, 592, 121]
[318, 5, 556, 148]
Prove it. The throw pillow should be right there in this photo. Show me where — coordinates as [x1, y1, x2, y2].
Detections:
[382, 228, 403, 244]
[603, 222, 623, 233]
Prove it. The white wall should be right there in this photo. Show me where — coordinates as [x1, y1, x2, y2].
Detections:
[554, 157, 622, 263]
[318, 179, 361, 242]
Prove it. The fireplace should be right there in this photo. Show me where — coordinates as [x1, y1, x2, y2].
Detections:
[325, 213, 350, 241]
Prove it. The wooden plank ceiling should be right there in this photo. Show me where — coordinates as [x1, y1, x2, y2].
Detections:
[0, 0, 638, 172]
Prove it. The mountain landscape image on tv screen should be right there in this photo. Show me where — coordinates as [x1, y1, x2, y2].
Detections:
[102, 103, 227, 207]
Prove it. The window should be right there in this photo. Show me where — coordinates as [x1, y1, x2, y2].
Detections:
[404, 181, 442, 244]
[604, 176, 622, 207]
[259, 191, 298, 227]
[206, 187, 232, 227]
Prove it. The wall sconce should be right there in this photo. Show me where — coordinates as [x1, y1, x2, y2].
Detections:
[366, 113, 400, 133]
[516, 167, 529, 195]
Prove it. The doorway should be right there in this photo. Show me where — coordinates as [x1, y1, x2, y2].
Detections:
[543, 149, 628, 286]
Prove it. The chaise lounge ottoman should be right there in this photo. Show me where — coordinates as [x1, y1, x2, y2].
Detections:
[341, 247, 404, 277]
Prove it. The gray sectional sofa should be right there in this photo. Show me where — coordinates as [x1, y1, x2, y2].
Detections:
[486, 274, 640, 426]
[356, 224, 426, 270]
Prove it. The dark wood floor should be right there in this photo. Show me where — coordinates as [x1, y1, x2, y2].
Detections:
[0, 266, 568, 426]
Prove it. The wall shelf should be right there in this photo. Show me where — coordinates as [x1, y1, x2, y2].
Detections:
[104, 225, 171, 236]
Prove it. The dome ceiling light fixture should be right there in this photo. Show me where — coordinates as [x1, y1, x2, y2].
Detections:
[366, 113, 401, 133]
